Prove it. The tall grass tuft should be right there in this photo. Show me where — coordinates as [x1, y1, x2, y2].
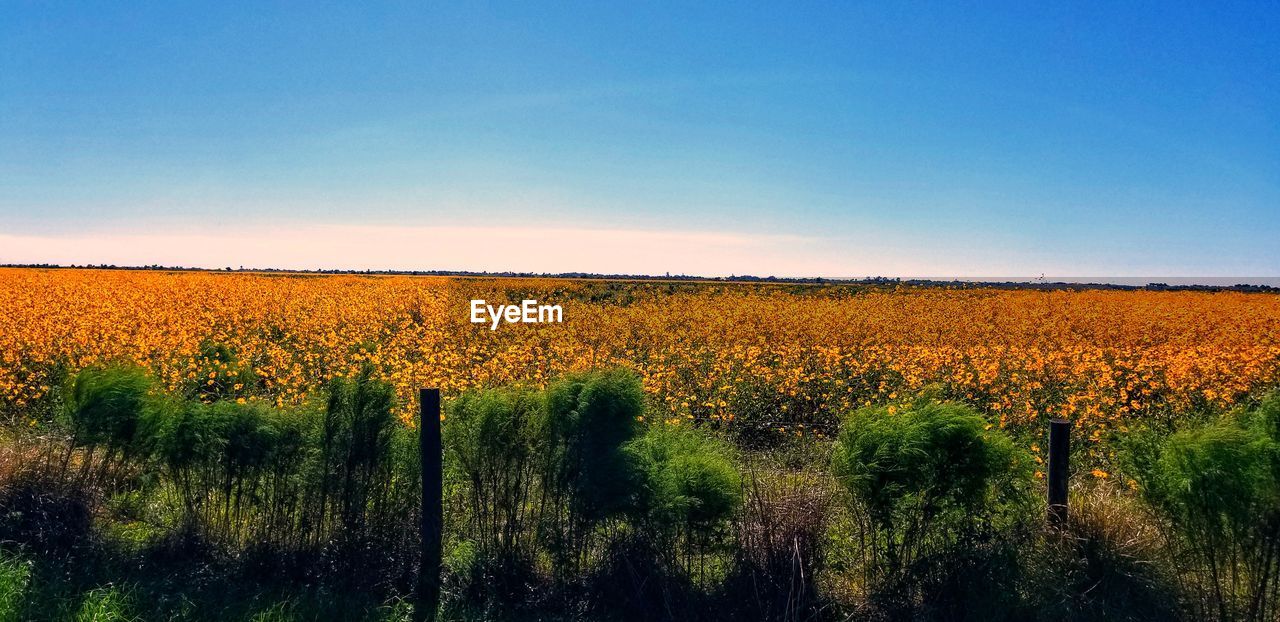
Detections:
[70, 585, 139, 622]
[315, 364, 419, 579]
[1022, 483, 1179, 621]
[0, 552, 31, 622]
[156, 399, 310, 546]
[722, 467, 834, 622]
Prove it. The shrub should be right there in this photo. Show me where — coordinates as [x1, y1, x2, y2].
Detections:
[1243, 391, 1280, 447]
[321, 365, 399, 541]
[445, 385, 543, 575]
[155, 400, 226, 522]
[618, 425, 740, 617]
[629, 425, 741, 574]
[540, 369, 645, 576]
[65, 366, 164, 483]
[830, 399, 1030, 614]
[1128, 401, 1280, 622]
[148, 364, 417, 579]
[323, 368, 423, 587]
[441, 370, 651, 606]
[156, 399, 310, 544]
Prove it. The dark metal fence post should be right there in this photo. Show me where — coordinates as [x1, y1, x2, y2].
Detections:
[415, 388, 442, 622]
[1047, 419, 1071, 526]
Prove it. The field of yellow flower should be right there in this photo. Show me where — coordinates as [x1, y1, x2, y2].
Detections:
[2, 268, 1279, 444]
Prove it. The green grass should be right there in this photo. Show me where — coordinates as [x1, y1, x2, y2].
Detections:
[0, 552, 31, 622]
[5, 363, 1280, 621]
[70, 586, 139, 622]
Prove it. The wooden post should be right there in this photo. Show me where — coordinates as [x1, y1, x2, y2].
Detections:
[415, 388, 442, 622]
[1047, 419, 1071, 526]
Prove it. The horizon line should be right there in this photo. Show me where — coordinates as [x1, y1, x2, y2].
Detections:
[4, 264, 1278, 289]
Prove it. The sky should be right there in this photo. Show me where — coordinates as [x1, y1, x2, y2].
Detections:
[2, 2, 1277, 277]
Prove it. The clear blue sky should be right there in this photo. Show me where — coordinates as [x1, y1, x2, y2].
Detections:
[2, 2, 1277, 276]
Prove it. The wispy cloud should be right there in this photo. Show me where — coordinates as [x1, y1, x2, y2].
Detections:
[0, 225, 842, 277]
[5, 223, 1265, 278]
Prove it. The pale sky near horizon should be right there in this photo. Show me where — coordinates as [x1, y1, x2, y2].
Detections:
[2, 3, 1277, 277]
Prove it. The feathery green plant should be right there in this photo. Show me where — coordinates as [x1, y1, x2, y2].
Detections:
[830, 399, 1030, 602]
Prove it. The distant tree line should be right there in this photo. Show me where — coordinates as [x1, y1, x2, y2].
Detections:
[2, 263, 1276, 292]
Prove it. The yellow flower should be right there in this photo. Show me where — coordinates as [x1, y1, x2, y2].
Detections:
[0, 268, 1274, 439]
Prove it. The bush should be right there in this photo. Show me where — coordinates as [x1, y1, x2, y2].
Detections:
[1243, 391, 1280, 448]
[65, 367, 164, 482]
[4, 363, 428, 613]
[445, 385, 543, 594]
[540, 369, 645, 577]
[629, 425, 741, 572]
[321, 365, 399, 539]
[1127, 399, 1280, 622]
[155, 399, 310, 545]
[830, 399, 1031, 616]
[616, 424, 740, 617]
[440, 369, 653, 608]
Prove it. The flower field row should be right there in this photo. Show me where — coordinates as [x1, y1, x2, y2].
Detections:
[2, 268, 1278, 442]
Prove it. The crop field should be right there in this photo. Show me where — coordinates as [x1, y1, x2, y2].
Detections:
[4, 267, 1280, 621]
[3, 267, 1279, 442]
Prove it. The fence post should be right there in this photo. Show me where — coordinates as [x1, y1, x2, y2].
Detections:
[1047, 419, 1071, 526]
[415, 388, 443, 622]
